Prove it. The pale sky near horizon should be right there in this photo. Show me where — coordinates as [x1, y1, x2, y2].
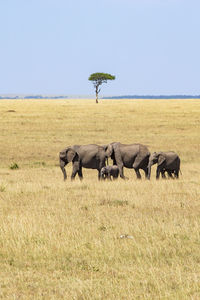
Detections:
[1, 0, 200, 96]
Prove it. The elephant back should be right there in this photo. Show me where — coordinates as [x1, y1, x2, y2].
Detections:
[138, 144, 150, 156]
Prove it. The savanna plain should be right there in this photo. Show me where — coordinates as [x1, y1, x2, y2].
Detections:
[0, 99, 200, 299]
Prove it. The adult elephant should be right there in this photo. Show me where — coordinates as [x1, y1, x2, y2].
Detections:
[59, 144, 113, 180]
[147, 151, 180, 179]
[105, 142, 150, 179]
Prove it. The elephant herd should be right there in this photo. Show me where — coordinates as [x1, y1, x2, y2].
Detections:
[59, 142, 181, 181]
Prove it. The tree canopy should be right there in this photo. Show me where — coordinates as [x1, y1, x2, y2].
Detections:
[88, 72, 115, 103]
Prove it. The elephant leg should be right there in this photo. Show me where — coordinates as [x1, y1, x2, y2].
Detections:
[134, 168, 142, 179]
[112, 173, 118, 180]
[143, 167, 148, 179]
[156, 167, 161, 179]
[98, 170, 101, 180]
[167, 170, 173, 179]
[118, 165, 129, 179]
[161, 170, 167, 179]
[60, 161, 67, 181]
[133, 157, 144, 179]
[78, 167, 83, 181]
[174, 170, 179, 179]
[71, 162, 79, 180]
[119, 165, 125, 179]
[71, 170, 78, 180]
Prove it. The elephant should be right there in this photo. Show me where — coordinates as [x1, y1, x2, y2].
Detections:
[100, 165, 119, 180]
[105, 142, 150, 179]
[59, 144, 113, 180]
[147, 151, 180, 179]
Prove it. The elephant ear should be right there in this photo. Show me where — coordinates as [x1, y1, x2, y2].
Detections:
[59, 147, 77, 162]
[102, 144, 113, 158]
[113, 143, 123, 165]
[157, 153, 166, 166]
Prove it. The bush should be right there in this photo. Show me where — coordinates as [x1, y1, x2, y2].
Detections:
[10, 163, 19, 170]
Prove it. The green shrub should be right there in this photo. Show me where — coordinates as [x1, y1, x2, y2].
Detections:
[10, 163, 19, 170]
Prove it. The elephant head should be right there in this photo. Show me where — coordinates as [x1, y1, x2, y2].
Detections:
[110, 142, 121, 165]
[102, 144, 113, 164]
[59, 147, 79, 180]
[102, 142, 120, 165]
[100, 166, 107, 179]
[147, 152, 165, 179]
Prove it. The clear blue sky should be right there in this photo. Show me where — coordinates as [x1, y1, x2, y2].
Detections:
[1, 0, 200, 96]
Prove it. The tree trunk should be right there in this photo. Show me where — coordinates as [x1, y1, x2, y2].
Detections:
[95, 86, 98, 103]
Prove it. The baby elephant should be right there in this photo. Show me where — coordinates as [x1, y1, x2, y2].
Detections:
[100, 165, 119, 180]
[148, 151, 181, 179]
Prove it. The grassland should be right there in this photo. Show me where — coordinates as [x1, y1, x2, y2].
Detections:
[0, 99, 200, 299]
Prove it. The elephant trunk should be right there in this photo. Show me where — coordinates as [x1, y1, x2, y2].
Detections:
[147, 162, 153, 180]
[105, 144, 113, 158]
[60, 158, 67, 181]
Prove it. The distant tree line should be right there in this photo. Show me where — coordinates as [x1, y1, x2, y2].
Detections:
[103, 95, 200, 99]
[1, 95, 200, 100]
[0, 95, 68, 99]
[23, 95, 68, 99]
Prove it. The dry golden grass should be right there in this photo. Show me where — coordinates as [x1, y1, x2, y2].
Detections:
[0, 99, 200, 299]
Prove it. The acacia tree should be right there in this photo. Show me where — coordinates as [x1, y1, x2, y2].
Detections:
[88, 72, 115, 103]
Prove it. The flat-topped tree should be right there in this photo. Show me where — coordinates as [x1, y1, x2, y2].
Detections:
[88, 72, 115, 103]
